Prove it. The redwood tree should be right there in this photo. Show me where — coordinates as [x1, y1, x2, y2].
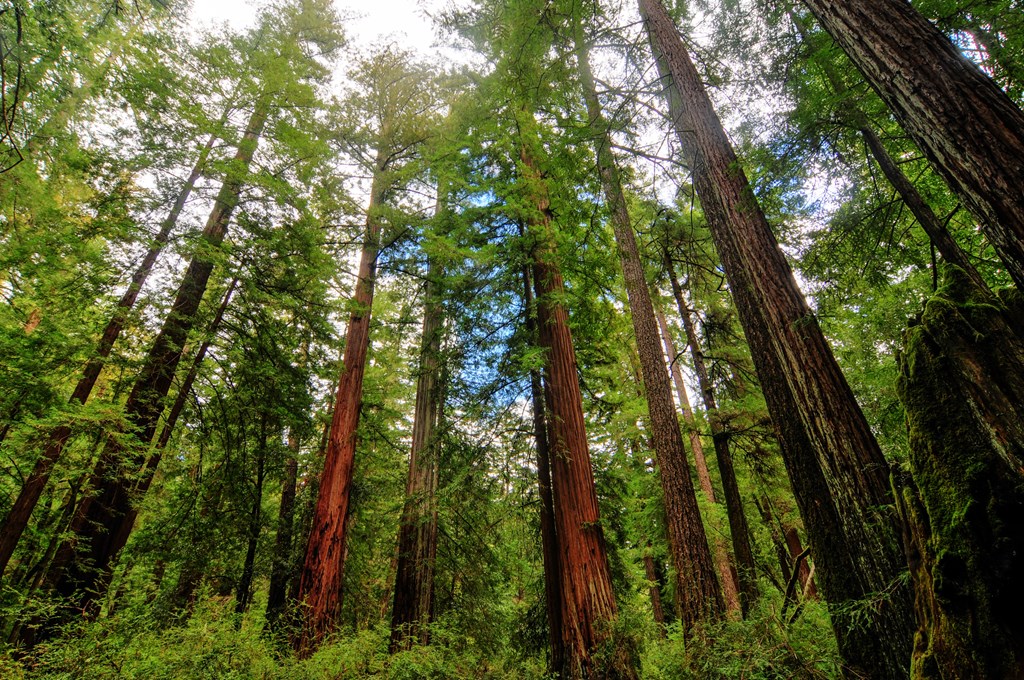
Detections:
[797, 0, 1024, 289]
[573, 24, 724, 629]
[639, 0, 914, 676]
[0, 128, 219, 579]
[389, 248, 444, 652]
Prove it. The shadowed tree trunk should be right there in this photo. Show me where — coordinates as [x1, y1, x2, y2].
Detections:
[0, 129, 221, 578]
[389, 250, 443, 652]
[643, 541, 667, 636]
[654, 305, 741, 615]
[797, 0, 1024, 289]
[639, 1, 914, 676]
[46, 103, 267, 611]
[265, 429, 300, 633]
[521, 137, 636, 679]
[574, 29, 723, 630]
[523, 265, 564, 672]
[235, 430, 267, 621]
[895, 266, 1024, 679]
[664, 263, 758, 614]
[293, 153, 387, 656]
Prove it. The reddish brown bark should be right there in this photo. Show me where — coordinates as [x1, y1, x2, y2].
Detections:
[293, 158, 386, 656]
[784, 527, 817, 600]
[523, 266, 564, 672]
[389, 255, 443, 652]
[575, 33, 723, 630]
[0, 130, 219, 578]
[655, 306, 741, 615]
[640, 1, 913, 676]
[798, 0, 1024, 289]
[664, 266, 758, 615]
[47, 104, 266, 608]
[521, 140, 635, 679]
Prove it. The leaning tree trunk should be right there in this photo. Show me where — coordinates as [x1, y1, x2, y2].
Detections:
[797, 0, 1024, 290]
[47, 104, 267, 610]
[664, 265, 758, 614]
[292, 153, 387, 657]
[654, 306, 742, 615]
[389, 253, 443, 652]
[639, 1, 914, 676]
[787, 12, 986, 292]
[574, 29, 723, 630]
[523, 266, 565, 673]
[895, 266, 1024, 679]
[0, 129, 220, 579]
[521, 139, 636, 679]
[235, 428, 268, 620]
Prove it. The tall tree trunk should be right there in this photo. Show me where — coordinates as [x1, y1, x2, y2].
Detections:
[520, 140, 636, 679]
[265, 430, 300, 633]
[574, 32, 723, 630]
[0, 129, 220, 578]
[389, 253, 443, 652]
[292, 154, 387, 656]
[235, 424, 267, 620]
[654, 306, 742, 615]
[47, 104, 267, 609]
[523, 266, 565, 672]
[895, 267, 1024, 679]
[639, 2, 914, 676]
[643, 541, 667, 636]
[788, 12, 986, 291]
[797, 0, 1024, 289]
[664, 265, 758, 614]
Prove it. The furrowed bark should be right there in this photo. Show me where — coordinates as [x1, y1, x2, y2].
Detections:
[575, 30, 723, 630]
[788, 13, 986, 291]
[639, 1, 913, 676]
[521, 139, 636, 679]
[895, 267, 1024, 679]
[293, 154, 387, 656]
[389, 250, 443, 652]
[0, 129, 220, 578]
[664, 264, 758, 614]
[47, 103, 267, 609]
[654, 306, 741, 615]
[523, 265, 565, 672]
[798, 0, 1024, 289]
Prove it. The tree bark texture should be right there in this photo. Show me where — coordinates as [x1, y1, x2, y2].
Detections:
[521, 142, 635, 680]
[664, 267, 758, 614]
[654, 306, 741, 615]
[639, 2, 914, 676]
[798, 0, 1024, 289]
[895, 266, 1024, 679]
[574, 32, 723, 630]
[788, 12, 986, 291]
[0, 130, 219, 579]
[389, 256, 443, 652]
[523, 266, 565, 673]
[293, 157, 387, 657]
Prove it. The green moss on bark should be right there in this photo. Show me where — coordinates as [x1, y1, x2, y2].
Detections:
[896, 266, 1024, 679]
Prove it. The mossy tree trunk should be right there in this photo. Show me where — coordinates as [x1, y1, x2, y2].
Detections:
[896, 266, 1024, 679]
